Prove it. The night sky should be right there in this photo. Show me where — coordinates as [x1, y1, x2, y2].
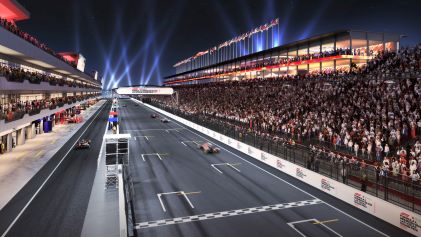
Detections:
[15, 0, 421, 88]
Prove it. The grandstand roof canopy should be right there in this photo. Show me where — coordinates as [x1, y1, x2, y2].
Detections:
[0, 0, 30, 21]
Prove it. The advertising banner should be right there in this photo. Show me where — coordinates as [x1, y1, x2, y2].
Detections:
[116, 87, 174, 95]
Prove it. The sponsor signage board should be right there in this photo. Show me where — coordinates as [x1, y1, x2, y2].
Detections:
[116, 86, 174, 95]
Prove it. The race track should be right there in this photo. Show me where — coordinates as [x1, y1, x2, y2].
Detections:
[119, 99, 413, 237]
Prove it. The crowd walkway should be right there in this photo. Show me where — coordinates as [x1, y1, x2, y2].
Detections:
[0, 100, 105, 210]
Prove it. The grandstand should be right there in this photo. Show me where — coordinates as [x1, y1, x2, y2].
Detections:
[165, 30, 402, 85]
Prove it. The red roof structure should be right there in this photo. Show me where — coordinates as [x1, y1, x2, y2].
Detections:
[0, 0, 30, 22]
[57, 52, 79, 64]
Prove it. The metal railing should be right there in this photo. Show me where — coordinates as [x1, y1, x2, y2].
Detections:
[3, 110, 25, 123]
[149, 101, 421, 214]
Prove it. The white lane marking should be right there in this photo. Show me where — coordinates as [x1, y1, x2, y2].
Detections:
[139, 101, 390, 237]
[156, 191, 196, 212]
[227, 163, 241, 172]
[136, 199, 322, 229]
[287, 219, 343, 237]
[134, 136, 152, 141]
[210, 164, 223, 174]
[157, 194, 166, 212]
[1, 102, 107, 237]
[210, 163, 241, 174]
[141, 153, 166, 162]
[181, 191, 195, 209]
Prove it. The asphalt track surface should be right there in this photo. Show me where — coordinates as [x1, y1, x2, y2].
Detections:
[119, 99, 414, 237]
[0, 100, 110, 237]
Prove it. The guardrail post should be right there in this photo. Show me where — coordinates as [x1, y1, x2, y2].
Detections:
[293, 148, 296, 163]
[412, 182, 415, 212]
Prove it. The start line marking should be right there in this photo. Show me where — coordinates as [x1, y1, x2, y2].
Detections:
[287, 218, 342, 237]
[211, 163, 241, 174]
[136, 199, 322, 229]
[141, 153, 169, 162]
[157, 191, 199, 212]
[134, 135, 153, 141]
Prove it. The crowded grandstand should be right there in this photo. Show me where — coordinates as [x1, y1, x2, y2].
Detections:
[147, 42, 421, 212]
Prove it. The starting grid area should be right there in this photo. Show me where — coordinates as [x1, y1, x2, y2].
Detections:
[127, 112, 346, 234]
[132, 131, 336, 234]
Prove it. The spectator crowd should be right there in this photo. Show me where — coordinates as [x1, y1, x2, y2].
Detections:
[154, 45, 421, 185]
[0, 95, 94, 122]
[0, 64, 99, 89]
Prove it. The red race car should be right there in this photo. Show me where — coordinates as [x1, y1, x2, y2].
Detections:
[198, 142, 220, 154]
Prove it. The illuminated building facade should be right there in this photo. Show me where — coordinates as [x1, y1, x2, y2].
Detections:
[165, 30, 401, 85]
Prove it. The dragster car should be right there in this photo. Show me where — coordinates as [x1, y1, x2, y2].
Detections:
[151, 113, 158, 118]
[161, 118, 170, 123]
[75, 139, 91, 149]
[198, 142, 220, 154]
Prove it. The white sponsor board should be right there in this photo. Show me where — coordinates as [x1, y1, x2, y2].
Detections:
[136, 99, 421, 236]
[116, 86, 174, 95]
